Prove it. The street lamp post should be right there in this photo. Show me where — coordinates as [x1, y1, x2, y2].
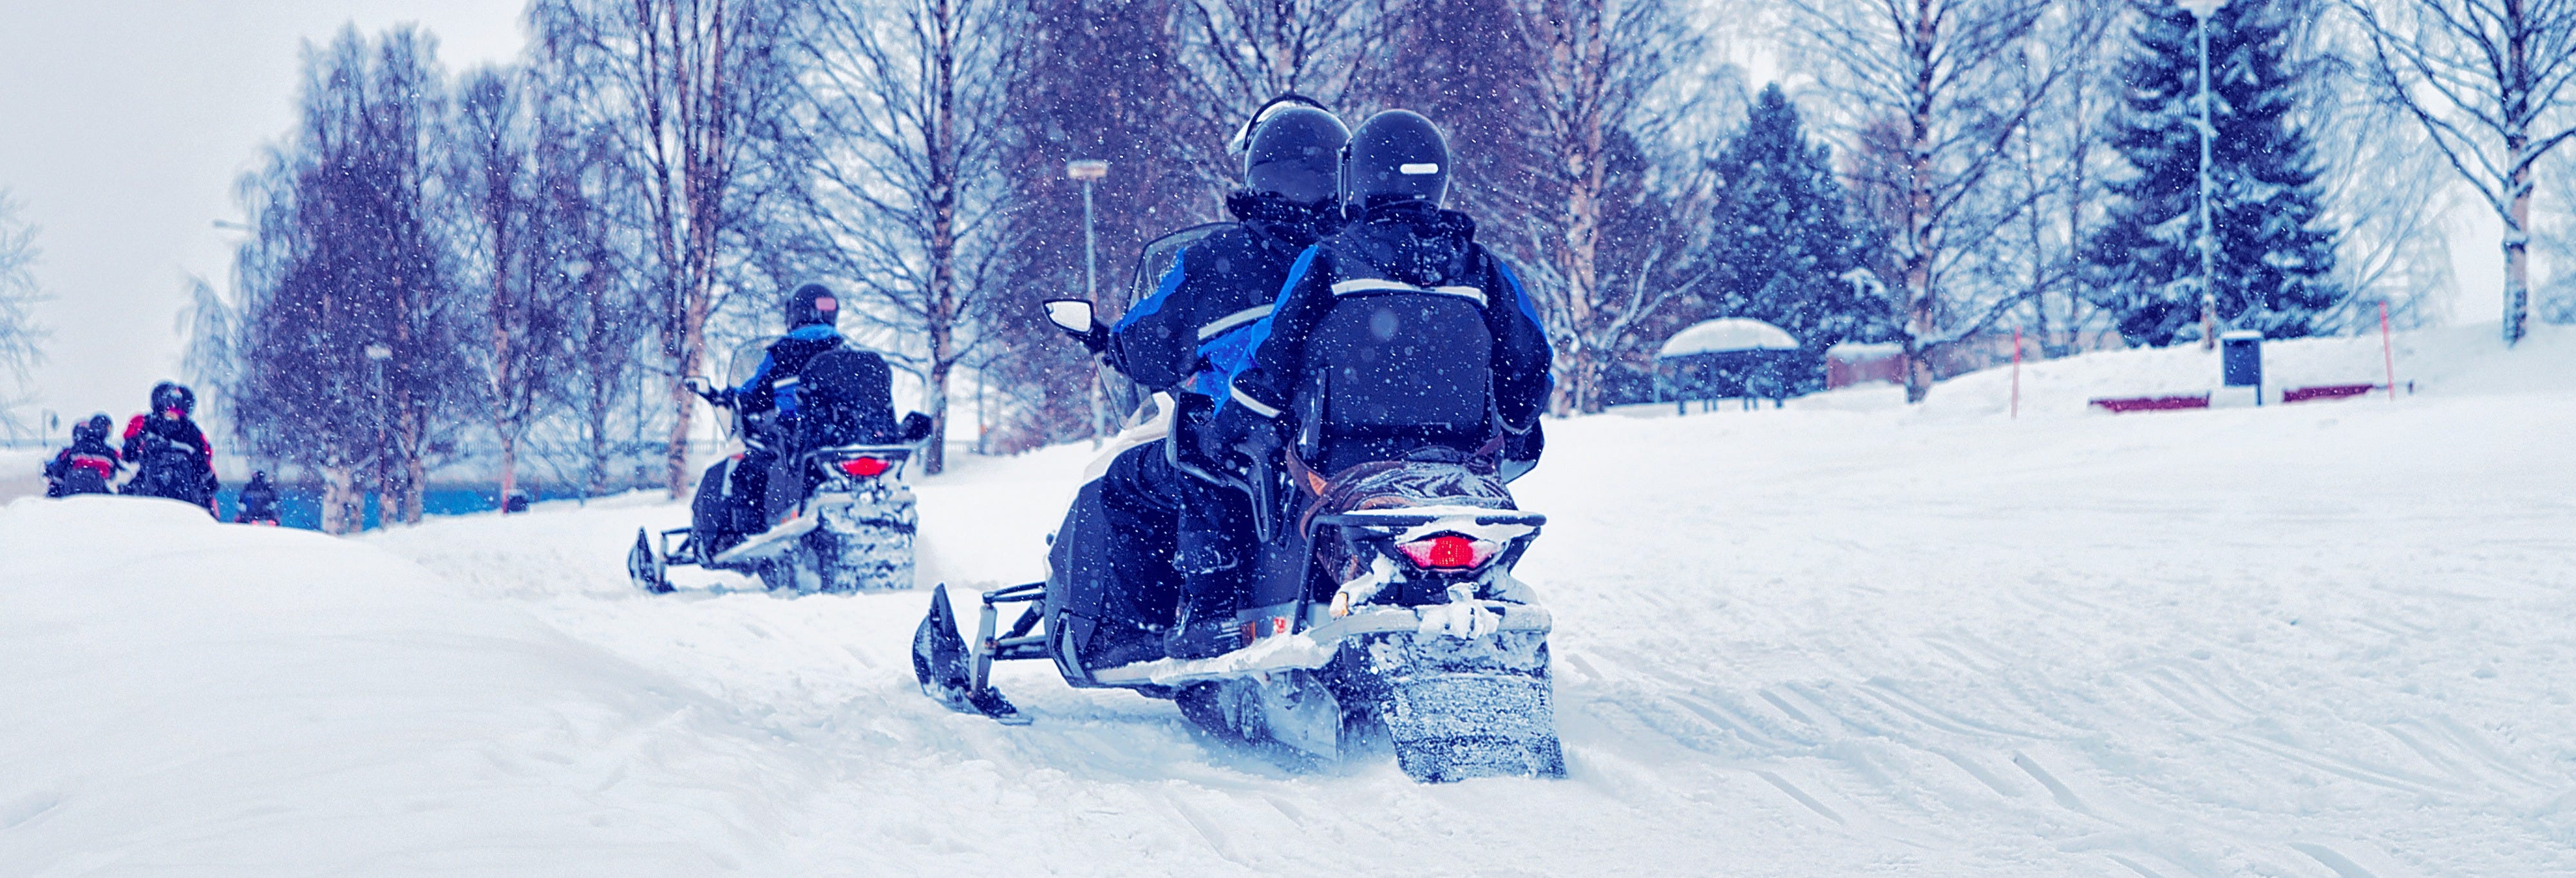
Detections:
[1066, 159, 1110, 443]
[2179, 0, 2228, 351]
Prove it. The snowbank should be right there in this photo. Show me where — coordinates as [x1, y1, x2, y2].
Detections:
[1907, 322, 2576, 420]
[0, 446, 47, 504]
[0, 497, 827, 875]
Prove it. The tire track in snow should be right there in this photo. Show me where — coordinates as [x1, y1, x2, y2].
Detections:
[2287, 843, 2379, 878]
[2010, 751, 2098, 819]
[2221, 732, 2463, 798]
[1753, 770, 1844, 825]
[1855, 680, 2046, 740]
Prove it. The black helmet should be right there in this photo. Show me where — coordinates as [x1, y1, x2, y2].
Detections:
[1240, 98, 1348, 205]
[150, 381, 194, 417]
[785, 282, 840, 329]
[74, 413, 109, 444]
[1340, 110, 1449, 214]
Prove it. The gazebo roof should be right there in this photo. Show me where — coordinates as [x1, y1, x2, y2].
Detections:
[1657, 318, 1800, 358]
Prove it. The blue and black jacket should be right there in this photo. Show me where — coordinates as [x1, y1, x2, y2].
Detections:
[735, 323, 845, 422]
[1107, 210, 1331, 400]
[1218, 202, 1553, 434]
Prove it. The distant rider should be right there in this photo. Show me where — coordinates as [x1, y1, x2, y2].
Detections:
[1210, 110, 1553, 481]
[43, 414, 122, 497]
[1061, 95, 1350, 659]
[236, 470, 282, 524]
[120, 381, 222, 515]
[710, 282, 849, 542]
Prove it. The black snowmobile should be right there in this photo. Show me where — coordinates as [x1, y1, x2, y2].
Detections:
[913, 282, 1562, 783]
[629, 338, 934, 594]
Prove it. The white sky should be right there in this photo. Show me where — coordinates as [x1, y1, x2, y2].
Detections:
[0, 1, 2510, 430]
[0, 0, 525, 427]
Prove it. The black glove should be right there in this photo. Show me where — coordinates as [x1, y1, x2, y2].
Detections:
[899, 412, 934, 442]
[688, 379, 733, 408]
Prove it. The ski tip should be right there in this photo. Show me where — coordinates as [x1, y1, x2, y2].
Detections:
[971, 687, 1029, 725]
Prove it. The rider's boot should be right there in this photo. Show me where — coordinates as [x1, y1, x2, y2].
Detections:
[1164, 562, 1247, 660]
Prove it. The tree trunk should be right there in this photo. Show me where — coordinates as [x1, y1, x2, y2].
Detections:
[493, 234, 516, 512]
[1900, 0, 1939, 405]
[666, 345, 700, 499]
[922, 0, 960, 475]
[321, 464, 355, 535]
[2503, 73, 2532, 346]
[399, 403, 425, 524]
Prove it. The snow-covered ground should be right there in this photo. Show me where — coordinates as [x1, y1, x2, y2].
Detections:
[6, 326, 2575, 877]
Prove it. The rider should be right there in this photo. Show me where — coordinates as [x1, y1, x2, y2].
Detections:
[1064, 95, 1350, 659]
[43, 414, 122, 497]
[714, 282, 849, 540]
[236, 470, 283, 524]
[1210, 109, 1553, 482]
[120, 381, 222, 515]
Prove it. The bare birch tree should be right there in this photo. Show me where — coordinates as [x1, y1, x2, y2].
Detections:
[532, 0, 800, 497]
[794, 0, 1021, 474]
[2298, 6, 2455, 331]
[1782, 0, 2062, 402]
[1505, 0, 1708, 412]
[0, 189, 43, 435]
[1168, 0, 1395, 187]
[451, 66, 580, 510]
[2344, 0, 2576, 344]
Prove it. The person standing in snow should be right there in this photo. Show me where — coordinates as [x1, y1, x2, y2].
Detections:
[120, 381, 222, 515]
[43, 414, 122, 497]
[1208, 109, 1553, 481]
[1053, 95, 1351, 659]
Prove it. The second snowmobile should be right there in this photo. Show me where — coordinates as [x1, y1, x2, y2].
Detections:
[630, 338, 934, 594]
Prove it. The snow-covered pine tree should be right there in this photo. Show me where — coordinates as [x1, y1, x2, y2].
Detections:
[2086, 0, 2339, 348]
[1692, 84, 1886, 392]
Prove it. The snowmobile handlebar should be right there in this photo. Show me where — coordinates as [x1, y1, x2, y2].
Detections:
[684, 377, 733, 408]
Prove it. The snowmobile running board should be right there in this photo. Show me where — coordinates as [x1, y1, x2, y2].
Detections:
[1089, 602, 1553, 687]
[707, 511, 822, 566]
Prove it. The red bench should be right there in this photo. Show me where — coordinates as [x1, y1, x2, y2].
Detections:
[2088, 394, 2211, 414]
[2282, 383, 2377, 403]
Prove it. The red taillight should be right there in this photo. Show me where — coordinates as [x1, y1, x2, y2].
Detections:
[837, 457, 891, 478]
[1397, 534, 1493, 569]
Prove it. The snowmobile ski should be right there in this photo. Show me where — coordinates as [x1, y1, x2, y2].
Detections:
[628, 528, 672, 594]
[913, 585, 1028, 725]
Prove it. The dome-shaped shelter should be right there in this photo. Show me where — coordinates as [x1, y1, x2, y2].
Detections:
[1654, 318, 1804, 411]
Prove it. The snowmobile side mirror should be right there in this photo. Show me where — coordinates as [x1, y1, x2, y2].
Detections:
[1043, 299, 1095, 335]
[1042, 299, 1109, 354]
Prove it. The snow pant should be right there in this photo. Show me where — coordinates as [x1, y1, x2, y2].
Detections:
[1094, 441, 1254, 627]
[728, 448, 784, 535]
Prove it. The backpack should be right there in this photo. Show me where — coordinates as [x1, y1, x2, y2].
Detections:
[794, 347, 900, 448]
[1291, 283, 1498, 476]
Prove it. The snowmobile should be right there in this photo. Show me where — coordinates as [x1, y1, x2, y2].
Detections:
[913, 288, 1564, 783]
[629, 339, 934, 595]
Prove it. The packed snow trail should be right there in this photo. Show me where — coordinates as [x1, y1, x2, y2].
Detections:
[6, 327, 2575, 876]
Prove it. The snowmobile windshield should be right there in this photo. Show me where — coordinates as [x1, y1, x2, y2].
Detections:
[726, 336, 781, 389]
